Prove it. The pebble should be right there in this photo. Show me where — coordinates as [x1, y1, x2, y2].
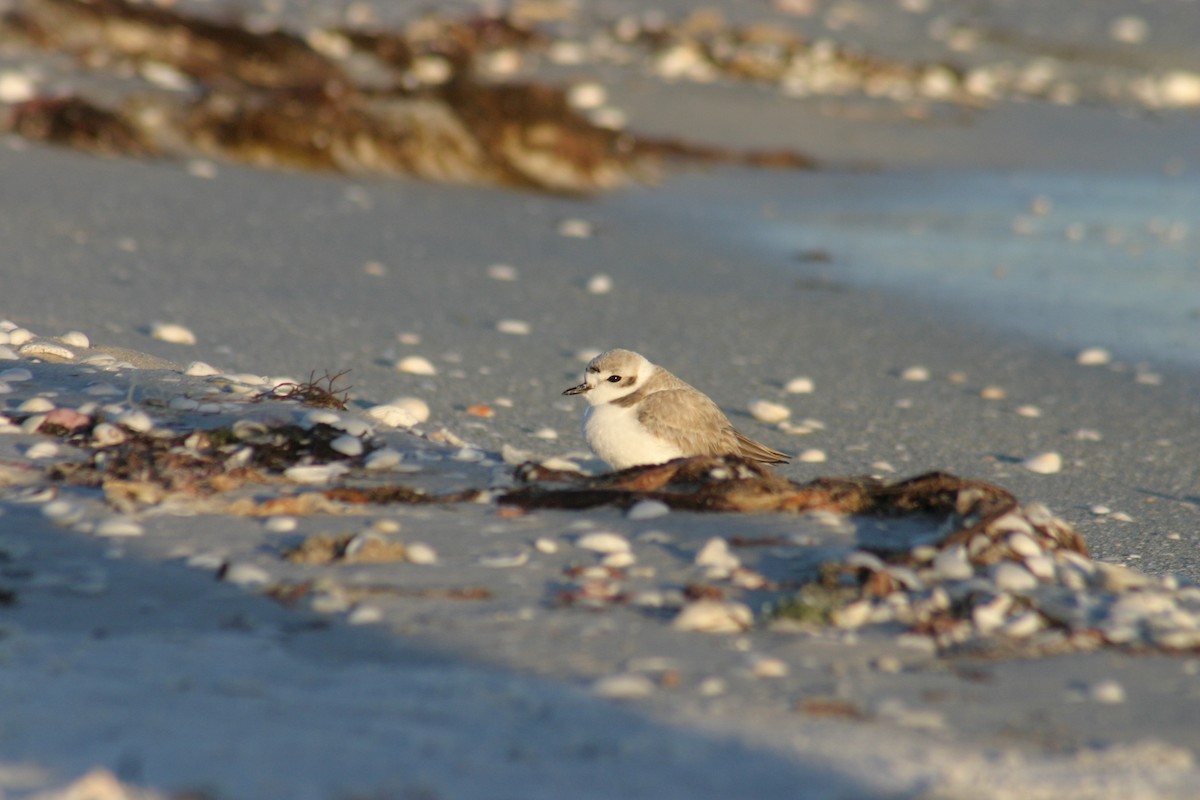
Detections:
[185, 361, 221, 377]
[586, 273, 614, 294]
[593, 673, 655, 699]
[396, 356, 437, 376]
[330, 435, 364, 457]
[1021, 451, 1063, 474]
[576, 531, 631, 554]
[284, 464, 349, 484]
[784, 376, 814, 394]
[94, 516, 145, 538]
[149, 322, 197, 345]
[406, 542, 438, 564]
[627, 500, 670, 520]
[673, 600, 753, 633]
[748, 399, 790, 423]
[486, 263, 518, 281]
[495, 319, 532, 335]
[223, 562, 271, 587]
[900, 366, 930, 381]
[1076, 346, 1111, 366]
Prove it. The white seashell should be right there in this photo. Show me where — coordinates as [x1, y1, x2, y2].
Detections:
[1076, 346, 1111, 366]
[169, 396, 199, 411]
[784, 376, 814, 394]
[92, 423, 127, 447]
[25, 441, 60, 459]
[264, 516, 297, 533]
[593, 673, 655, 699]
[627, 500, 670, 520]
[972, 594, 1013, 634]
[749, 655, 789, 678]
[330, 435, 364, 457]
[991, 561, 1038, 593]
[694, 538, 740, 574]
[486, 263, 518, 281]
[1007, 532, 1042, 558]
[348, 605, 384, 625]
[1015, 404, 1041, 418]
[19, 341, 75, 360]
[223, 562, 271, 587]
[19, 397, 54, 412]
[495, 319, 532, 335]
[1109, 15, 1149, 44]
[576, 531, 631, 554]
[999, 611, 1044, 639]
[42, 500, 85, 525]
[389, 397, 430, 423]
[586, 273, 613, 294]
[1022, 451, 1062, 474]
[185, 361, 221, 376]
[115, 410, 155, 433]
[980, 385, 1006, 400]
[534, 537, 559, 554]
[302, 409, 340, 427]
[333, 418, 371, 438]
[1, 367, 33, 382]
[364, 448, 403, 470]
[94, 516, 144, 537]
[1024, 554, 1056, 581]
[1089, 679, 1126, 704]
[452, 447, 485, 462]
[673, 600, 753, 633]
[149, 322, 197, 345]
[0, 346, 16, 360]
[0, 70, 35, 103]
[798, 448, 827, 463]
[284, 464, 349, 484]
[557, 218, 594, 238]
[1159, 71, 1200, 107]
[532, 427, 558, 440]
[396, 355, 437, 376]
[366, 404, 420, 428]
[748, 399, 790, 423]
[602, 551, 636, 568]
[900, 366, 930, 381]
[567, 81, 607, 110]
[7, 328, 34, 346]
[831, 599, 873, 629]
[478, 550, 529, 568]
[406, 542, 438, 564]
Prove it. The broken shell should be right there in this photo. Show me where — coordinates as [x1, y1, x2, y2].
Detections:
[149, 322, 197, 345]
[396, 356, 437, 376]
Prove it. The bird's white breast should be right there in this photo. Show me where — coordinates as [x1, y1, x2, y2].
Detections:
[583, 401, 684, 470]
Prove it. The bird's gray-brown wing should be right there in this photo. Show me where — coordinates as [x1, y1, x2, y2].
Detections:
[635, 389, 739, 458]
[732, 430, 790, 464]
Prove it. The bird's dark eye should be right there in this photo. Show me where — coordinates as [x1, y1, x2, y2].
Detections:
[607, 375, 622, 383]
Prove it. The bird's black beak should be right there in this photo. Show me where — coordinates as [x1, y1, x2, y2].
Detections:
[562, 382, 589, 396]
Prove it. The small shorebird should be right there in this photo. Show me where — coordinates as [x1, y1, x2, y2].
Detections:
[563, 348, 789, 470]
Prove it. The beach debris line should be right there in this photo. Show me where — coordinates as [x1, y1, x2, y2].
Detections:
[3, 333, 1198, 660]
[2, 0, 812, 193]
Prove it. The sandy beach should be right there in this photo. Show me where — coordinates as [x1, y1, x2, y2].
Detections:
[2, 1, 1200, 798]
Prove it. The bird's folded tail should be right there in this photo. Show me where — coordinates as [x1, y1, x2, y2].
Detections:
[733, 430, 790, 465]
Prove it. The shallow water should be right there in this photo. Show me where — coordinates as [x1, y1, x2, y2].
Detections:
[643, 169, 1200, 370]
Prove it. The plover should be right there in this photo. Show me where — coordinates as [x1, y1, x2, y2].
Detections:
[563, 348, 789, 470]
